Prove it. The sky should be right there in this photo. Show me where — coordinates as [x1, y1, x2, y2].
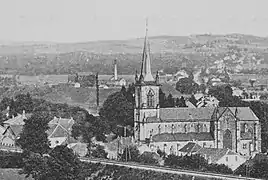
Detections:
[0, 0, 268, 42]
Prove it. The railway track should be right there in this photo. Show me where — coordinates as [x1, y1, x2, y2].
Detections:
[80, 157, 262, 180]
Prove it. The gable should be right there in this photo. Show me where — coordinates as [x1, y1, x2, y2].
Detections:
[216, 107, 259, 121]
[49, 125, 68, 138]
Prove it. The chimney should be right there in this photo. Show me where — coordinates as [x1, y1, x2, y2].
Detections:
[22, 110, 26, 119]
[114, 59, 118, 81]
[96, 73, 99, 109]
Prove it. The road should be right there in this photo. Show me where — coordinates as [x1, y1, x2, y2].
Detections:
[80, 157, 262, 180]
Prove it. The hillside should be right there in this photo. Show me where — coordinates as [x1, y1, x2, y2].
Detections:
[1, 34, 268, 75]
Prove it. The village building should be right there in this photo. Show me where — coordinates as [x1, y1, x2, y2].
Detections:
[134, 22, 262, 158]
[178, 142, 247, 171]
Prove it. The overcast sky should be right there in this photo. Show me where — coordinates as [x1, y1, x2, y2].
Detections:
[0, 0, 268, 42]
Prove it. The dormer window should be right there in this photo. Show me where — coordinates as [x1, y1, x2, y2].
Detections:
[147, 90, 154, 107]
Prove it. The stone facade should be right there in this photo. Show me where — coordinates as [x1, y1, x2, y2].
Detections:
[133, 22, 261, 157]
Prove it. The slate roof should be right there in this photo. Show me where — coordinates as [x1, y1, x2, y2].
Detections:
[3, 113, 32, 126]
[179, 142, 202, 153]
[49, 117, 74, 130]
[49, 125, 68, 138]
[0, 125, 5, 134]
[4, 125, 24, 138]
[152, 132, 214, 142]
[159, 107, 215, 122]
[217, 107, 259, 121]
[196, 148, 229, 163]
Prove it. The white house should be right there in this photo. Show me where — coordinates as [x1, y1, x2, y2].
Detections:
[196, 148, 247, 171]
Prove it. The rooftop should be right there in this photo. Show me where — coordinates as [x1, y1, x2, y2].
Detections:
[152, 132, 214, 142]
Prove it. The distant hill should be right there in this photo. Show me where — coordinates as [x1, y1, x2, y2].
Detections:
[0, 34, 268, 75]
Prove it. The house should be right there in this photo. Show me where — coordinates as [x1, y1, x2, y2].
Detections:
[1, 111, 31, 148]
[0, 125, 6, 143]
[47, 117, 75, 148]
[68, 142, 88, 157]
[178, 142, 202, 156]
[1, 125, 23, 147]
[3, 111, 31, 127]
[196, 148, 247, 171]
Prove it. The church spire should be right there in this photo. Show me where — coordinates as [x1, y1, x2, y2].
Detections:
[140, 18, 154, 82]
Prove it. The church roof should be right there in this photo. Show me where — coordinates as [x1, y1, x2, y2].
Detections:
[159, 107, 215, 121]
[217, 107, 259, 121]
[152, 132, 214, 142]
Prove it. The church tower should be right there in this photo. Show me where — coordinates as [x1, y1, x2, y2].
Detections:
[134, 19, 160, 142]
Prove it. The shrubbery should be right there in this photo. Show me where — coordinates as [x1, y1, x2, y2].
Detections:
[165, 154, 233, 175]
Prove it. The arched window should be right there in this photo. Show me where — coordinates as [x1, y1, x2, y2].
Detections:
[165, 125, 168, 133]
[184, 124, 188, 133]
[244, 123, 248, 133]
[203, 124, 208, 132]
[170, 146, 174, 154]
[158, 125, 161, 134]
[190, 123, 195, 132]
[147, 90, 154, 107]
[171, 124, 175, 134]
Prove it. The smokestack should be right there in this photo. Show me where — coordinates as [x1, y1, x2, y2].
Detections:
[96, 73, 99, 109]
[114, 59, 118, 80]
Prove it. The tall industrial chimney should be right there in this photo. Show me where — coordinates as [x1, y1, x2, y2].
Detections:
[96, 73, 99, 109]
[114, 59, 118, 81]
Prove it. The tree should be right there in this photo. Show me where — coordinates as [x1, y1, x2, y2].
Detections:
[159, 88, 166, 108]
[176, 96, 186, 107]
[99, 91, 134, 131]
[21, 145, 83, 180]
[16, 111, 51, 155]
[166, 93, 174, 107]
[91, 144, 108, 159]
[46, 145, 83, 180]
[121, 145, 140, 162]
[176, 77, 199, 94]
[139, 152, 159, 165]
[14, 93, 34, 113]
[72, 113, 108, 156]
[249, 79, 256, 87]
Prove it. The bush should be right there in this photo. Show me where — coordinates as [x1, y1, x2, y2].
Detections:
[0, 151, 23, 168]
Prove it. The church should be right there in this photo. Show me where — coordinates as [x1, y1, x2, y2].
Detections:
[134, 22, 262, 157]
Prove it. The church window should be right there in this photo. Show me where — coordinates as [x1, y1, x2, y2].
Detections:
[203, 142, 206, 147]
[171, 124, 175, 134]
[190, 123, 195, 132]
[158, 125, 161, 134]
[184, 124, 188, 133]
[244, 123, 248, 132]
[170, 146, 174, 155]
[165, 125, 168, 133]
[203, 124, 208, 132]
[243, 143, 247, 149]
[226, 157, 228, 162]
[147, 90, 154, 107]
